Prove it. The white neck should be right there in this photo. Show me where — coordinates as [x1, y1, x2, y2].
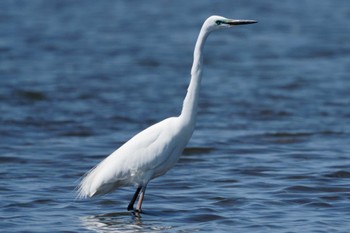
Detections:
[180, 25, 210, 127]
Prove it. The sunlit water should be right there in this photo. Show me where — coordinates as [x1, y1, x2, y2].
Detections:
[1, 1, 350, 232]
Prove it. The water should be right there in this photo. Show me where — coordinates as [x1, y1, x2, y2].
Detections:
[1, 0, 350, 232]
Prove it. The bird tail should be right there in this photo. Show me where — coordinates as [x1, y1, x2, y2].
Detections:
[76, 159, 125, 199]
[76, 165, 100, 199]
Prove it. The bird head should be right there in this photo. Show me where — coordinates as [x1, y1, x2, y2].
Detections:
[204, 15, 257, 32]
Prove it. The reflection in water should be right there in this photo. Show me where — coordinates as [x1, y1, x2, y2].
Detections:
[81, 212, 173, 233]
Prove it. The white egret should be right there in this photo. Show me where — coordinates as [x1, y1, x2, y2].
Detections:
[77, 15, 256, 212]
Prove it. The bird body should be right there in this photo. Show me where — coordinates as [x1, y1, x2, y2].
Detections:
[78, 116, 192, 198]
[77, 15, 256, 212]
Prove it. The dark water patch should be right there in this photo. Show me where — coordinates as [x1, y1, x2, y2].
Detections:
[286, 131, 318, 138]
[280, 79, 308, 90]
[187, 213, 225, 222]
[319, 130, 348, 136]
[97, 199, 120, 206]
[318, 186, 350, 193]
[0, 156, 28, 164]
[281, 152, 321, 161]
[283, 198, 316, 206]
[5, 201, 35, 208]
[86, 154, 112, 161]
[304, 201, 333, 208]
[214, 178, 239, 184]
[211, 197, 242, 207]
[111, 115, 141, 124]
[178, 156, 206, 164]
[0, 186, 13, 192]
[285, 185, 350, 194]
[59, 129, 94, 137]
[319, 195, 344, 202]
[257, 109, 293, 118]
[284, 174, 316, 180]
[15, 90, 48, 102]
[32, 199, 56, 205]
[138, 59, 161, 67]
[4, 199, 57, 209]
[262, 132, 314, 144]
[285, 185, 318, 193]
[183, 147, 215, 155]
[325, 171, 350, 178]
[262, 131, 347, 139]
[240, 166, 272, 177]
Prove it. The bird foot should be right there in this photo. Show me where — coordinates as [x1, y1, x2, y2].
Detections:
[127, 205, 142, 215]
[135, 208, 142, 213]
[131, 209, 142, 217]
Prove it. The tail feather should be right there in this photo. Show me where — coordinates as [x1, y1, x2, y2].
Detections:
[77, 167, 98, 199]
[76, 159, 128, 198]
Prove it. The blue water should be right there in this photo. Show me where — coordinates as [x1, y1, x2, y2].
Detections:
[1, 0, 350, 232]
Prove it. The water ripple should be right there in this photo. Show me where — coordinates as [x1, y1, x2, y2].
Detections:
[1, 1, 350, 233]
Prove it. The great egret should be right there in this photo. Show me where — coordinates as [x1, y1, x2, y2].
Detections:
[77, 15, 256, 212]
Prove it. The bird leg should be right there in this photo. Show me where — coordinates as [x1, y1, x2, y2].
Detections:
[127, 187, 141, 211]
[135, 186, 147, 213]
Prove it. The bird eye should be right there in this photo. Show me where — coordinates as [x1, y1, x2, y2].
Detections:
[215, 20, 222, 25]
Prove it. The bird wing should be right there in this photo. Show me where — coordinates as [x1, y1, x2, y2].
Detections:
[78, 117, 183, 198]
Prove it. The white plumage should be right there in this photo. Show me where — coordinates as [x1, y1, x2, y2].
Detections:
[78, 117, 191, 198]
[77, 15, 256, 212]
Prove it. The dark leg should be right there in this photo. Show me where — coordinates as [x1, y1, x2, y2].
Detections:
[127, 187, 141, 211]
[135, 186, 147, 213]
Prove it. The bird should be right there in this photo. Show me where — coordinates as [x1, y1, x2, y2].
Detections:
[77, 15, 257, 213]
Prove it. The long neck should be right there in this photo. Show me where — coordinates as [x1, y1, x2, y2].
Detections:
[180, 27, 210, 126]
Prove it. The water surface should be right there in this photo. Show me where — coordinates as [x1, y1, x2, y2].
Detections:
[1, 1, 350, 232]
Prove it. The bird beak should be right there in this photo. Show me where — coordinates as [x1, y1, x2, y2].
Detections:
[225, 19, 257, 25]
